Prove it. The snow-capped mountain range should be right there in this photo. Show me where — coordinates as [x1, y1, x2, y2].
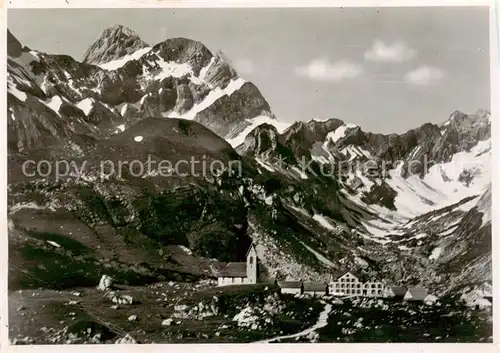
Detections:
[7, 25, 491, 297]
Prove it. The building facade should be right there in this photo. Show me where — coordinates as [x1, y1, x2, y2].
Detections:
[329, 271, 385, 297]
[363, 280, 385, 297]
[303, 282, 329, 297]
[279, 281, 304, 295]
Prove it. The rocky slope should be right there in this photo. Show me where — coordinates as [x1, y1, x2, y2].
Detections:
[235, 109, 491, 294]
[7, 26, 491, 301]
[83, 25, 150, 66]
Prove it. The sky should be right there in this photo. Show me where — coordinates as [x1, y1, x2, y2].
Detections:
[8, 7, 491, 133]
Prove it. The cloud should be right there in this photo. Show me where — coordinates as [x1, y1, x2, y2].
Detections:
[233, 59, 254, 75]
[295, 58, 362, 82]
[364, 40, 415, 62]
[404, 65, 444, 85]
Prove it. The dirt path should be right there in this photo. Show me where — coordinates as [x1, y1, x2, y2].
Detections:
[253, 302, 332, 343]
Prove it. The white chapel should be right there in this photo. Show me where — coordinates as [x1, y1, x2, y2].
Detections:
[217, 243, 258, 287]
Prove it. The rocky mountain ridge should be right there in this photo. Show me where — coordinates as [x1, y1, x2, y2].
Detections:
[7, 26, 491, 299]
[83, 24, 150, 66]
[7, 26, 274, 155]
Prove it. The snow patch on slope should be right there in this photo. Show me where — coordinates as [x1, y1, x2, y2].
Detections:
[300, 241, 335, 268]
[325, 123, 357, 143]
[226, 115, 291, 147]
[429, 247, 443, 261]
[45, 96, 64, 114]
[198, 56, 216, 83]
[99, 47, 152, 70]
[167, 78, 247, 121]
[155, 60, 193, 80]
[312, 214, 335, 230]
[386, 139, 491, 218]
[255, 158, 276, 172]
[7, 78, 28, 102]
[76, 98, 94, 115]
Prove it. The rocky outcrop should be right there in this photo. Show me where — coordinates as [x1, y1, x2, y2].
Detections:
[153, 37, 212, 76]
[236, 123, 288, 161]
[7, 30, 23, 57]
[83, 24, 149, 65]
[194, 82, 274, 137]
[203, 51, 238, 88]
[174, 83, 194, 113]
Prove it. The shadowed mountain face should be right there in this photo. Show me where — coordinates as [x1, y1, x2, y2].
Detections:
[7, 27, 491, 304]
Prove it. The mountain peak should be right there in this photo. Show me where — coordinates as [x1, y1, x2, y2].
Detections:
[82, 24, 149, 65]
[449, 109, 468, 121]
[103, 24, 136, 36]
[475, 108, 490, 118]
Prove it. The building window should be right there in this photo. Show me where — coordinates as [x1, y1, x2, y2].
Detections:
[357, 290, 361, 294]
[249, 257, 253, 267]
[371, 284, 375, 288]
[341, 278, 345, 283]
[378, 290, 382, 294]
[346, 289, 350, 294]
[357, 284, 361, 288]
[341, 284, 344, 288]
[378, 284, 382, 288]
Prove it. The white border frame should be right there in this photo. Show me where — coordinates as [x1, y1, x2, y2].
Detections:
[2, 0, 497, 8]
[1, 1, 498, 353]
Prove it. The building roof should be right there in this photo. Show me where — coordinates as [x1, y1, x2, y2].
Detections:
[390, 286, 408, 296]
[217, 262, 247, 278]
[303, 282, 328, 291]
[332, 271, 351, 281]
[279, 281, 303, 289]
[405, 287, 428, 300]
[332, 270, 370, 282]
[330, 270, 345, 281]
